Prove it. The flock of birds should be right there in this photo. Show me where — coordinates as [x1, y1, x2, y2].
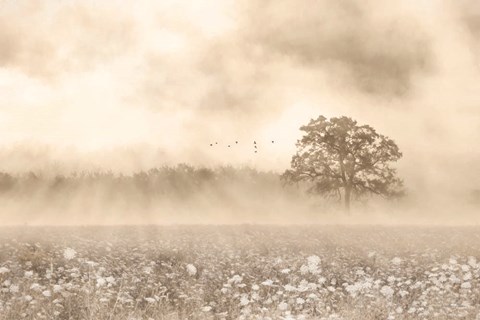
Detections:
[209, 140, 274, 153]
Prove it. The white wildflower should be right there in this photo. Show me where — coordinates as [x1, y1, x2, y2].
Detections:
[300, 264, 309, 274]
[468, 256, 477, 268]
[345, 282, 364, 297]
[461, 282, 472, 289]
[63, 248, 76, 260]
[30, 283, 41, 291]
[230, 274, 243, 284]
[143, 266, 153, 274]
[239, 296, 249, 306]
[85, 261, 97, 267]
[96, 278, 106, 287]
[380, 285, 394, 298]
[308, 264, 321, 274]
[9, 284, 19, 293]
[186, 264, 197, 276]
[307, 255, 321, 266]
[356, 269, 365, 276]
[284, 284, 297, 292]
[262, 279, 274, 286]
[42, 290, 51, 297]
[278, 301, 288, 311]
[399, 290, 409, 297]
[298, 280, 309, 292]
[450, 275, 461, 284]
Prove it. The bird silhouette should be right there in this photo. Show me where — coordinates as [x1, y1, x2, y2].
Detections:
[254, 145, 257, 149]
[235, 141, 238, 144]
[253, 141, 256, 144]
[255, 151, 257, 153]
[215, 142, 218, 144]
[272, 140, 274, 143]
[210, 144, 213, 146]
[228, 145, 231, 147]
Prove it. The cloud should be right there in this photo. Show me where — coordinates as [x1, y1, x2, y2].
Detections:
[454, 0, 480, 63]
[0, 1, 136, 79]
[238, 0, 433, 97]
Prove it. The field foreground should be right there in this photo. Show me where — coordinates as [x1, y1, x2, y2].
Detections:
[1, 225, 480, 320]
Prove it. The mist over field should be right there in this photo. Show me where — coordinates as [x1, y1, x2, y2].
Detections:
[3, 2, 480, 320]
[0, 0, 479, 225]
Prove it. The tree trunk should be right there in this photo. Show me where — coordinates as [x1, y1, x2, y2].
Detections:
[344, 186, 351, 213]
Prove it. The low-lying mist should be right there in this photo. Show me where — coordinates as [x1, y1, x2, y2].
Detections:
[0, 163, 478, 226]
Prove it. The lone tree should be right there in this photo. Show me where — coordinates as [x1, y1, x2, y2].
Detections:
[282, 116, 403, 212]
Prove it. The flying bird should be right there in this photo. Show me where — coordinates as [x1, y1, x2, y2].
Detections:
[253, 141, 256, 144]
[235, 141, 238, 144]
[210, 144, 213, 146]
[272, 140, 274, 143]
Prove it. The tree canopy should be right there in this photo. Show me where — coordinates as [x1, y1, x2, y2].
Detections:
[282, 116, 404, 211]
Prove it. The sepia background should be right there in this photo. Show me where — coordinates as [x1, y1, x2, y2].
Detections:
[2, 2, 480, 320]
[0, 0, 479, 225]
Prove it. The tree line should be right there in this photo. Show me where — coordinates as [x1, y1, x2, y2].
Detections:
[0, 165, 293, 200]
[0, 115, 407, 213]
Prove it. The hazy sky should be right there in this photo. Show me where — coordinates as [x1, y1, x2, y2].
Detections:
[0, 0, 479, 198]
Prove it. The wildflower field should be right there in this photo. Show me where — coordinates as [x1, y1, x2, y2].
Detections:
[1, 225, 480, 320]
